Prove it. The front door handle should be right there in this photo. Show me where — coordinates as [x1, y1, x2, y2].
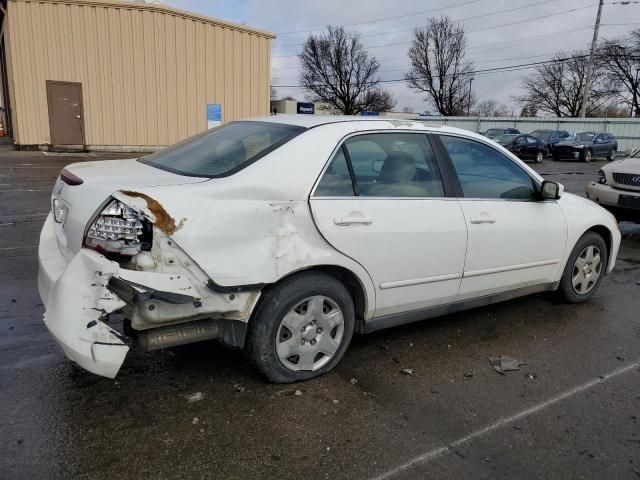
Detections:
[470, 213, 496, 224]
[334, 213, 373, 226]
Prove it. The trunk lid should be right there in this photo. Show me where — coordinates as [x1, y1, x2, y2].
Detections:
[52, 158, 206, 259]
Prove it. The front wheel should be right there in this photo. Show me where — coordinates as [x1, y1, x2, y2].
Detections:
[582, 148, 593, 162]
[558, 232, 608, 303]
[535, 151, 544, 163]
[246, 272, 355, 383]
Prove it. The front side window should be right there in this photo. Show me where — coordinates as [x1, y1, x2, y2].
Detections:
[439, 135, 537, 200]
[141, 121, 304, 177]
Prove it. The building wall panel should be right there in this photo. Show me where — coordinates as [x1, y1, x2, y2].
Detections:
[5, 0, 273, 147]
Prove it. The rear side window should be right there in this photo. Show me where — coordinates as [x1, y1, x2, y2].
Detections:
[314, 148, 355, 196]
[141, 122, 304, 177]
[440, 135, 536, 200]
[314, 133, 445, 198]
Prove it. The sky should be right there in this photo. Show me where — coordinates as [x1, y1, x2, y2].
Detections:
[164, 0, 640, 113]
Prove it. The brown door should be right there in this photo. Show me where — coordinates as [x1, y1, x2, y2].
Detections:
[46, 81, 85, 145]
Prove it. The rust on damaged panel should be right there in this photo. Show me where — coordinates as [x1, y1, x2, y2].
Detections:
[120, 190, 177, 235]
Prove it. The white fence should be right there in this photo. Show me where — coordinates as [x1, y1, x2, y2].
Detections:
[402, 116, 640, 153]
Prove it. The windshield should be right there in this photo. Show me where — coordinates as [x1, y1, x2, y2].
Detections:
[531, 130, 551, 140]
[485, 129, 504, 137]
[494, 134, 518, 144]
[573, 132, 596, 142]
[141, 121, 305, 177]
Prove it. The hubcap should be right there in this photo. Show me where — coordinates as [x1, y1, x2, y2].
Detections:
[276, 295, 344, 372]
[571, 245, 602, 295]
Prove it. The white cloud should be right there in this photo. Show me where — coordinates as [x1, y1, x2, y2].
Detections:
[166, 0, 640, 112]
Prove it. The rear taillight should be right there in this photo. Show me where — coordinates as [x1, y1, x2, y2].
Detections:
[84, 199, 147, 256]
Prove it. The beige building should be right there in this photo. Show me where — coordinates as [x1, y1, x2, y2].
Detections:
[0, 0, 274, 149]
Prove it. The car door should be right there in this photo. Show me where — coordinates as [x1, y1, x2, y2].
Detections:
[309, 132, 467, 318]
[524, 135, 538, 158]
[594, 134, 609, 156]
[436, 134, 568, 300]
[513, 136, 528, 158]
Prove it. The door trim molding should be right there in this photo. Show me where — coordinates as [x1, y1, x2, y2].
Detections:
[379, 272, 461, 290]
[463, 259, 560, 278]
[361, 281, 558, 334]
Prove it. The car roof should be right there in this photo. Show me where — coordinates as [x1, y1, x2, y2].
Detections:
[243, 114, 469, 135]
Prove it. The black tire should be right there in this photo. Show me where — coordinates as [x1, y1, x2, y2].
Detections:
[558, 232, 608, 304]
[607, 149, 617, 162]
[582, 148, 593, 162]
[246, 271, 355, 383]
[535, 150, 544, 163]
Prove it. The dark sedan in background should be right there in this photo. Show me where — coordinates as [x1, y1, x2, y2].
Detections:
[493, 133, 545, 163]
[553, 132, 618, 162]
[530, 129, 571, 156]
[481, 127, 521, 139]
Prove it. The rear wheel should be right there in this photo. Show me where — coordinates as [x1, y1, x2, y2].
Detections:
[246, 272, 355, 383]
[558, 232, 607, 303]
[607, 149, 617, 162]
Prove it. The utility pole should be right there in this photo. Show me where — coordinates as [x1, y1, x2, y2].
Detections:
[580, 0, 604, 118]
[467, 77, 473, 116]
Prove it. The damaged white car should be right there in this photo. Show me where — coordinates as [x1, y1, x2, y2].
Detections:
[39, 117, 621, 382]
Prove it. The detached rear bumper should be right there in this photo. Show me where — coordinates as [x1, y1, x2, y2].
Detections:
[39, 214, 129, 378]
[38, 214, 261, 379]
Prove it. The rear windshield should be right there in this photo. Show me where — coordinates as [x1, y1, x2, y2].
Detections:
[141, 121, 305, 177]
[485, 129, 503, 136]
[531, 130, 551, 140]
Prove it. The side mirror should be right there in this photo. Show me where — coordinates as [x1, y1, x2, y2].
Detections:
[541, 180, 563, 200]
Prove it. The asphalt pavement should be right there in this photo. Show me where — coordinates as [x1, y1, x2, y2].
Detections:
[1, 149, 639, 480]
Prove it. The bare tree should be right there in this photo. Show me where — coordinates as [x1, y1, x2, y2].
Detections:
[599, 30, 640, 117]
[515, 51, 615, 117]
[299, 26, 395, 115]
[405, 17, 474, 116]
[477, 99, 510, 117]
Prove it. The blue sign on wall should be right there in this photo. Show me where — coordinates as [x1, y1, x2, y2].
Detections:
[297, 102, 315, 114]
[361, 111, 380, 116]
[207, 103, 222, 128]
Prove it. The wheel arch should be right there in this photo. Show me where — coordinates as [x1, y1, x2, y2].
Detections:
[584, 224, 613, 270]
[251, 265, 372, 333]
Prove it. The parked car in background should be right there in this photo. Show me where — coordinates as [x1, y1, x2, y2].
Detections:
[481, 127, 521, 139]
[529, 129, 571, 156]
[39, 117, 620, 382]
[493, 134, 545, 163]
[553, 132, 618, 162]
[586, 149, 640, 222]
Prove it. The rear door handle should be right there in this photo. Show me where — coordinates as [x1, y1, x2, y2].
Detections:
[334, 214, 373, 226]
[470, 213, 496, 224]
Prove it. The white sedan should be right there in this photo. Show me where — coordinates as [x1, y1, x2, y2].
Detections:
[38, 116, 621, 382]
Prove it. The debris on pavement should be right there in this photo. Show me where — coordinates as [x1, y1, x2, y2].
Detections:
[186, 392, 204, 403]
[294, 389, 303, 396]
[191, 417, 199, 425]
[525, 372, 538, 380]
[400, 368, 414, 376]
[489, 355, 526, 374]
[350, 378, 358, 385]
[463, 372, 474, 380]
[233, 382, 245, 393]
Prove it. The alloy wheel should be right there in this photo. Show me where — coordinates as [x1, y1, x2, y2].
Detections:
[608, 149, 617, 161]
[584, 149, 592, 162]
[535, 151, 543, 163]
[276, 295, 345, 372]
[571, 245, 602, 295]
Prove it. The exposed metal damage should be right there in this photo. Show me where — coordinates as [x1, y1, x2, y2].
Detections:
[42, 190, 262, 378]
